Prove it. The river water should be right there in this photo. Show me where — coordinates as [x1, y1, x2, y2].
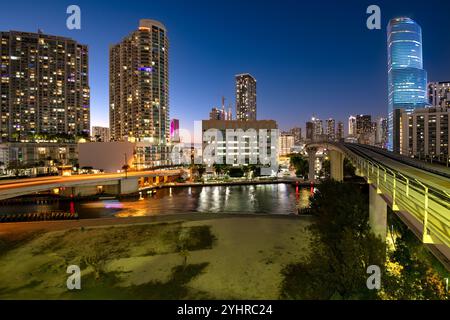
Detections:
[0, 184, 312, 219]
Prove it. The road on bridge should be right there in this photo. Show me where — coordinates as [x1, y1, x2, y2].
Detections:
[0, 169, 182, 193]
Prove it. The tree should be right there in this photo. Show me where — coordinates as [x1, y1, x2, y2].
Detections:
[122, 164, 130, 179]
[290, 155, 308, 178]
[280, 180, 385, 300]
[344, 158, 356, 177]
[281, 180, 449, 300]
[320, 159, 330, 178]
[190, 164, 206, 181]
[197, 165, 206, 178]
[248, 164, 259, 178]
[229, 167, 244, 178]
[179, 249, 190, 269]
[380, 212, 450, 300]
[213, 164, 229, 176]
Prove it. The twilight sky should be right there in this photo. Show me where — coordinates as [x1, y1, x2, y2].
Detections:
[1, 0, 450, 135]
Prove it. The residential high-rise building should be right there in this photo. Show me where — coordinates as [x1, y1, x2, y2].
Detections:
[337, 121, 344, 141]
[236, 73, 256, 121]
[387, 17, 428, 151]
[356, 115, 372, 135]
[92, 126, 110, 142]
[170, 119, 180, 143]
[289, 127, 302, 145]
[279, 132, 295, 156]
[399, 106, 449, 159]
[428, 82, 450, 108]
[376, 117, 388, 147]
[110, 19, 169, 143]
[348, 116, 357, 136]
[109, 19, 170, 167]
[0, 30, 90, 141]
[325, 118, 335, 141]
[311, 117, 323, 141]
[355, 115, 374, 145]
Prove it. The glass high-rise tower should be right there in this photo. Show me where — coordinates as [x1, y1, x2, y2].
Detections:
[387, 17, 428, 152]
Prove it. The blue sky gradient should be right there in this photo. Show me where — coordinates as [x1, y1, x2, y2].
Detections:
[1, 0, 449, 134]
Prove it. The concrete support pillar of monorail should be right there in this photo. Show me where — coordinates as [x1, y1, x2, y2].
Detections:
[307, 147, 317, 181]
[369, 185, 387, 241]
[329, 150, 344, 182]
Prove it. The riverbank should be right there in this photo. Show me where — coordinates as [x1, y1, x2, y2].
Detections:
[0, 214, 313, 299]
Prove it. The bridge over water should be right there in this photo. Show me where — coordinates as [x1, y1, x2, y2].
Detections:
[0, 170, 182, 200]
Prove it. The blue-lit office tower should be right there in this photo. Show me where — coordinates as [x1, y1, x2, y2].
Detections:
[387, 17, 428, 152]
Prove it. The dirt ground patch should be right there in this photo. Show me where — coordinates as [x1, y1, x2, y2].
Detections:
[0, 216, 311, 299]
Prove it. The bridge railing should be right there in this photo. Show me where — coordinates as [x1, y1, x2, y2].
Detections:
[345, 150, 450, 248]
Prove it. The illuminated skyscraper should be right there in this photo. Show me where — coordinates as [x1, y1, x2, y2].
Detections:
[236, 73, 256, 121]
[92, 126, 110, 142]
[375, 117, 388, 147]
[289, 127, 302, 145]
[110, 19, 169, 144]
[109, 19, 170, 167]
[0, 30, 90, 141]
[325, 118, 335, 141]
[312, 117, 323, 141]
[348, 116, 356, 136]
[356, 115, 372, 135]
[387, 17, 428, 151]
[279, 132, 295, 156]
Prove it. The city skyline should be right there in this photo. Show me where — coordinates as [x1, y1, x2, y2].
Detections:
[1, 0, 450, 135]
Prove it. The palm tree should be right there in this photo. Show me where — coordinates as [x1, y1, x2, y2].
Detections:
[179, 249, 190, 269]
[122, 164, 130, 179]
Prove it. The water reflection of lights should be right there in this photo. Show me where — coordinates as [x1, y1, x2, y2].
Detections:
[81, 200, 124, 209]
[49, 184, 312, 218]
[213, 186, 219, 202]
[103, 200, 123, 209]
[278, 183, 287, 193]
[69, 201, 75, 214]
[115, 209, 147, 218]
[198, 187, 208, 212]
